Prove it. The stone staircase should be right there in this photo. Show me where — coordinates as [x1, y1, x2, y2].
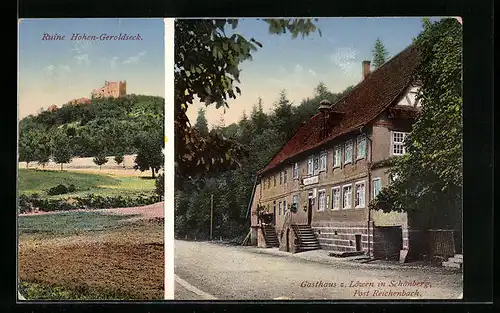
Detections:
[291, 224, 321, 252]
[442, 254, 463, 270]
[261, 224, 279, 248]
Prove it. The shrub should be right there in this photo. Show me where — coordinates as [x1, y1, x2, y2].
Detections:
[68, 184, 76, 192]
[155, 174, 164, 201]
[18, 193, 160, 212]
[18, 194, 32, 213]
[114, 155, 124, 167]
[47, 184, 69, 196]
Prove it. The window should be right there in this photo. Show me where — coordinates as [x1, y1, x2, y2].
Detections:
[331, 187, 340, 210]
[284, 170, 287, 183]
[313, 155, 319, 171]
[279, 171, 283, 184]
[391, 132, 408, 156]
[355, 181, 366, 208]
[357, 135, 367, 159]
[373, 178, 381, 198]
[333, 146, 342, 168]
[293, 163, 299, 179]
[274, 175, 276, 186]
[307, 157, 314, 175]
[278, 201, 282, 215]
[344, 140, 353, 164]
[342, 185, 352, 209]
[318, 190, 326, 211]
[319, 151, 327, 171]
[292, 194, 298, 206]
[283, 200, 287, 214]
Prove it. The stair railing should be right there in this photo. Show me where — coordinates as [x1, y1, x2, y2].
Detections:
[279, 211, 293, 245]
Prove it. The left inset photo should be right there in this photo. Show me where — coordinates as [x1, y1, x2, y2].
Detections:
[17, 18, 165, 300]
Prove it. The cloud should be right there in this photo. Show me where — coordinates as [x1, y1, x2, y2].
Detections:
[75, 53, 90, 65]
[123, 51, 146, 64]
[71, 40, 92, 65]
[44, 64, 56, 79]
[110, 56, 119, 69]
[59, 65, 71, 73]
[268, 64, 311, 87]
[294, 64, 304, 74]
[44, 64, 71, 80]
[330, 47, 357, 74]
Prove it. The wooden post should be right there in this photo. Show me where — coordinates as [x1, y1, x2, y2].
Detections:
[210, 194, 214, 240]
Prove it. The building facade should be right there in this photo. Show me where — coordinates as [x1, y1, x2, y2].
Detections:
[249, 45, 425, 260]
[91, 80, 127, 99]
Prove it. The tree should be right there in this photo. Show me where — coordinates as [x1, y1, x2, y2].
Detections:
[133, 130, 164, 178]
[51, 129, 72, 171]
[18, 129, 38, 168]
[372, 37, 390, 69]
[93, 153, 108, 170]
[174, 19, 320, 179]
[114, 154, 125, 167]
[250, 98, 268, 134]
[35, 131, 52, 169]
[272, 90, 296, 140]
[314, 82, 334, 101]
[195, 107, 209, 136]
[370, 18, 462, 229]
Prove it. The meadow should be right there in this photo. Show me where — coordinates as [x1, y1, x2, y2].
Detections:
[18, 168, 155, 199]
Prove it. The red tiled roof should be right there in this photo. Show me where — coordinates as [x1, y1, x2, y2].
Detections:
[258, 44, 421, 176]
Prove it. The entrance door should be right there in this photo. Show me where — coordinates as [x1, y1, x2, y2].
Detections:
[307, 198, 313, 225]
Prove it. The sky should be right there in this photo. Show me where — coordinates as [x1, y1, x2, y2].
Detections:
[185, 17, 437, 128]
[18, 18, 165, 118]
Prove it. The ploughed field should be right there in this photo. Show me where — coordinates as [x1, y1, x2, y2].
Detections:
[18, 210, 164, 300]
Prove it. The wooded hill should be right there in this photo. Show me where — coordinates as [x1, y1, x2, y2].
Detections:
[19, 94, 164, 175]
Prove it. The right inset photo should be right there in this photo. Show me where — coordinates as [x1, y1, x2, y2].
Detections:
[173, 17, 463, 300]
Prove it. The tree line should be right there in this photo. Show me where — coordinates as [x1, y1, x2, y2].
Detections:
[19, 94, 164, 177]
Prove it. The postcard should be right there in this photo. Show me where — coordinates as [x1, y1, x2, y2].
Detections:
[173, 17, 463, 300]
[17, 18, 165, 301]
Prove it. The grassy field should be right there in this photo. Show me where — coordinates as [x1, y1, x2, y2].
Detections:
[18, 211, 140, 236]
[18, 168, 155, 198]
[18, 211, 164, 300]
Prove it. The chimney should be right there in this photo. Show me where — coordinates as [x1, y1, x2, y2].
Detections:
[362, 60, 371, 80]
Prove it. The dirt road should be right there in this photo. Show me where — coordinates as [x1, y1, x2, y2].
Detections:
[174, 240, 462, 300]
